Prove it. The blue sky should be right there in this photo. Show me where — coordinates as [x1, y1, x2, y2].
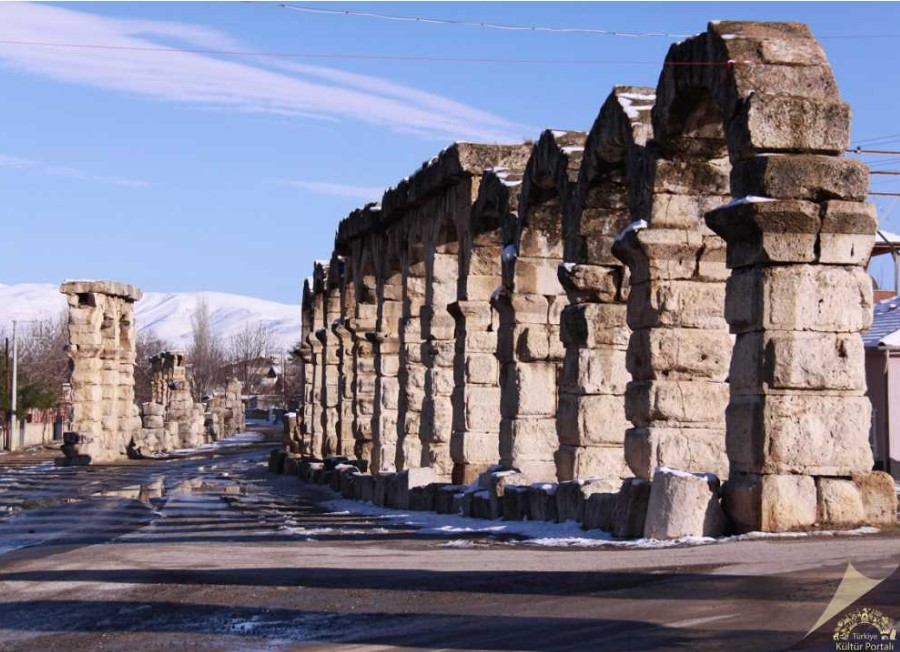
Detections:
[1, 2, 899, 302]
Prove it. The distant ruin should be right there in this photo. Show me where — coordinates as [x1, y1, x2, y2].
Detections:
[60, 284, 247, 461]
[288, 21, 897, 535]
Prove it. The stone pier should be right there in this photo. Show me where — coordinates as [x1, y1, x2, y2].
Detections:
[60, 280, 143, 463]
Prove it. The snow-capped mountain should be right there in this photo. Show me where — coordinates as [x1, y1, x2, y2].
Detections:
[0, 283, 301, 352]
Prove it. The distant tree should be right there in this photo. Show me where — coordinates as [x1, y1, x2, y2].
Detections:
[187, 298, 226, 401]
[227, 321, 273, 393]
[0, 314, 68, 419]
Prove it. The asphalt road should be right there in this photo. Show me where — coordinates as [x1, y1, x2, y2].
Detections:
[0, 432, 897, 651]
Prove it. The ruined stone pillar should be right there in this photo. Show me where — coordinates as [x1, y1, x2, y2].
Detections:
[60, 280, 143, 463]
[139, 350, 205, 452]
[613, 69, 733, 481]
[318, 261, 343, 457]
[496, 131, 583, 481]
[674, 21, 894, 531]
[372, 254, 403, 473]
[398, 238, 427, 471]
[449, 163, 528, 484]
[298, 277, 315, 454]
[555, 87, 655, 483]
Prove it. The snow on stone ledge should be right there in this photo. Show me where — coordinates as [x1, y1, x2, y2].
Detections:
[613, 219, 648, 243]
[720, 195, 777, 208]
[654, 466, 720, 483]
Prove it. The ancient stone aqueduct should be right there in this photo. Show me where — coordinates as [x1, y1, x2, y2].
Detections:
[280, 21, 898, 538]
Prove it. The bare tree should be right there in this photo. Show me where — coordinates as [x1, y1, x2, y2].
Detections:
[227, 321, 273, 393]
[187, 297, 225, 401]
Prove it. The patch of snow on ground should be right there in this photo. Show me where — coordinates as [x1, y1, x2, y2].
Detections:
[321, 493, 882, 549]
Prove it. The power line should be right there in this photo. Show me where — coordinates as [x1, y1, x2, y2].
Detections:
[0, 38, 738, 66]
[277, 4, 900, 41]
[871, 171, 900, 176]
[279, 3, 694, 39]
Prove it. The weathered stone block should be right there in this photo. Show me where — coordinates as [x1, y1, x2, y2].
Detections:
[726, 394, 873, 476]
[643, 468, 727, 539]
[555, 477, 619, 523]
[560, 303, 629, 349]
[557, 263, 622, 303]
[627, 279, 728, 330]
[514, 325, 551, 362]
[555, 445, 630, 483]
[725, 265, 873, 334]
[612, 478, 652, 539]
[557, 393, 629, 446]
[560, 347, 628, 395]
[729, 331, 865, 394]
[706, 199, 820, 269]
[613, 228, 704, 284]
[852, 471, 898, 526]
[625, 380, 728, 428]
[501, 485, 530, 521]
[626, 328, 732, 382]
[581, 492, 618, 531]
[723, 473, 817, 533]
[730, 155, 869, 203]
[625, 426, 728, 480]
[466, 354, 498, 385]
[527, 484, 559, 521]
[819, 201, 876, 265]
[815, 477, 865, 526]
[731, 94, 850, 157]
[353, 474, 376, 503]
[646, 192, 728, 230]
[652, 159, 730, 197]
[504, 362, 557, 416]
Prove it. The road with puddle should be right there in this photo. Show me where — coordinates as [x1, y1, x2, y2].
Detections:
[0, 431, 898, 651]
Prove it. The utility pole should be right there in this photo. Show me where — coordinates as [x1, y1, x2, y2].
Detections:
[8, 321, 17, 452]
[3, 337, 8, 451]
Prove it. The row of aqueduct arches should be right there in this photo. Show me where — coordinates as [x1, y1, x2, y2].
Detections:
[292, 21, 887, 532]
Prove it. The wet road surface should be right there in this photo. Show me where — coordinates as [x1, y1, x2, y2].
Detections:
[0, 434, 897, 651]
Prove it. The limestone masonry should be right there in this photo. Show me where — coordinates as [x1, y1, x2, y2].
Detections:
[60, 280, 143, 463]
[285, 21, 898, 536]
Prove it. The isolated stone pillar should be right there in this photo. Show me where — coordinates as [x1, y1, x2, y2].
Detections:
[449, 163, 528, 484]
[555, 87, 655, 484]
[60, 280, 143, 463]
[496, 131, 584, 481]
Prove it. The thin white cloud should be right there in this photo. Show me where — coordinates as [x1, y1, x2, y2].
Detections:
[0, 152, 149, 188]
[277, 179, 384, 201]
[0, 3, 527, 143]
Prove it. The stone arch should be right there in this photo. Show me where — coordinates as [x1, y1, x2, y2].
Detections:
[650, 21, 875, 532]
[554, 87, 654, 484]
[497, 129, 585, 481]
